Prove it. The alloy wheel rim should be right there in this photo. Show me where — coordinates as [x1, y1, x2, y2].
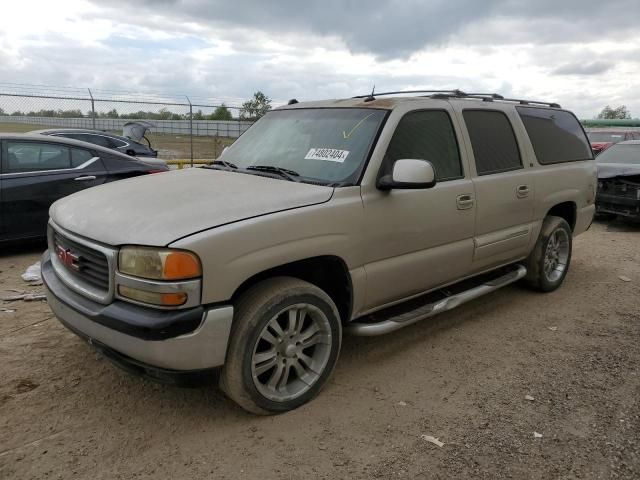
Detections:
[543, 228, 570, 283]
[251, 303, 332, 402]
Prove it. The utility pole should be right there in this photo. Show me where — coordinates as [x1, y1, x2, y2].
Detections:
[186, 96, 193, 167]
[88, 88, 96, 129]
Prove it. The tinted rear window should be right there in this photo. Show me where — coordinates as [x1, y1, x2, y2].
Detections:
[462, 110, 522, 176]
[517, 107, 592, 164]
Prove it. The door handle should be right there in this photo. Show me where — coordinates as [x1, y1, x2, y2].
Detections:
[516, 185, 530, 198]
[456, 194, 474, 210]
[73, 175, 97, 181]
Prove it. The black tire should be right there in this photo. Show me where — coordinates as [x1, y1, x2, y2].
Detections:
[523, 215, 573, 292]
[220, 277, 342, 415]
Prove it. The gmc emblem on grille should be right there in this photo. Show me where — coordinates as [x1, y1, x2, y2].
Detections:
[56, 245, 81, 271]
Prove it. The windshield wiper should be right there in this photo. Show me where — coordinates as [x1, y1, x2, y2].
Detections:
[208, 159, 238, 169]
[246, 165, 300, 182]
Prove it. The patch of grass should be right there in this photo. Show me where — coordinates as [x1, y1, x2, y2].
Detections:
[146, 133, 236, 160]
[0, 122, 50, 133]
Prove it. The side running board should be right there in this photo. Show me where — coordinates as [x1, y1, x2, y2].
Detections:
[346, 265, 527, 336]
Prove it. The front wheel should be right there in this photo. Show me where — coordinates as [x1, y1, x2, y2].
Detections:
[523, 215, 573, 292]
[220, 277, 342, 414]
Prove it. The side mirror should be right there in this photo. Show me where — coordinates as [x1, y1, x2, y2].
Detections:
[377, 159, 436, 190]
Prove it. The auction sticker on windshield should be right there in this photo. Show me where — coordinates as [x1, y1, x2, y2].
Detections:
[305, 148, 350, 163]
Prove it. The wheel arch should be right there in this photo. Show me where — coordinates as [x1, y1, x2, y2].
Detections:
[230, 255, 354, 323]
[546, 201, 577, 231]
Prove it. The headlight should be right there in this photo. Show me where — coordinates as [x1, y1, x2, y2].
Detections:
[116, 247, 202, 309]
[119, 246, 201, 280]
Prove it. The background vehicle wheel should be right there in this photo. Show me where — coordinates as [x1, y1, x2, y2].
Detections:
[220, 277, 342, 415]
[523, 215, 572, 292]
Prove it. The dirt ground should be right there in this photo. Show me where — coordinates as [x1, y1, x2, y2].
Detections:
[1, 220, 639, 479]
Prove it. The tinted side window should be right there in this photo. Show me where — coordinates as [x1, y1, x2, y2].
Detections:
[516, 107, 592, 164]
[384, 110, 462, 181]
[109, 137, 128, 148]
[462, 110, 522, 176]
[86, 135, 112, 148]
[58, 133, 86, 142]
[6, 142, 71, 172]
[71, 148, 95, 167]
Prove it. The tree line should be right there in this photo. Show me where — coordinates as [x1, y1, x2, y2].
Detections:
[0, 105, 236, 121]
[0, 91, 274, 121]
[596, 105, 632, 120]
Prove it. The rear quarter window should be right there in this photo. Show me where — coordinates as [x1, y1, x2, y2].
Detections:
[516, 107, 593, 164]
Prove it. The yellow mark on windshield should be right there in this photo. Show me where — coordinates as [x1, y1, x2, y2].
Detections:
[343, 113, 375, 139]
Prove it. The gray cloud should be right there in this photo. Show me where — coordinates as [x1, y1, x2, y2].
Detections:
[88, 0, 640, 58]
[2, 1, 640, 119]
[552, 61, 615, 76]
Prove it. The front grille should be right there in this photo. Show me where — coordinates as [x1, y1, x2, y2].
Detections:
[53, 231, 110, 291]
[599, 180, 640, 200]
[48, 223, 116, 304]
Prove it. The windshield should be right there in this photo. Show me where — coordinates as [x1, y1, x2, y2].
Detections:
[588, 132, 627, 143]
[596, 144, 640, 164]
[219, 108, 387, 184]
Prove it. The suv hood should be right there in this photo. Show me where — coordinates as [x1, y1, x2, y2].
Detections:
[50, 168, 334, 246]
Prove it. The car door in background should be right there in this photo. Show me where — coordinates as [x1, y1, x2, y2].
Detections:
[458, 109, 535, 271]
[0, 140, 107, 241]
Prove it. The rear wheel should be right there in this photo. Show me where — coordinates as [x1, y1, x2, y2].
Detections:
[523, 215, 572, 292]
[220, 277, 342, 414]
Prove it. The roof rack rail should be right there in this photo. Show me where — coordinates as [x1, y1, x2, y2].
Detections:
[431, 91, 561, 108]
[352, 89, 467, 99]
[352, 89, 561, 108]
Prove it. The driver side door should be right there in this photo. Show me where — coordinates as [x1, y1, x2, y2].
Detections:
[361, 108, 476, 312]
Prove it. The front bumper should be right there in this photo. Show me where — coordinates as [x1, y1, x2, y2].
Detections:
[596, 194, 640, 219]
[43, 251, 234, 371]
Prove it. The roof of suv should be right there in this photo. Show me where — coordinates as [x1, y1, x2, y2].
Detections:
[277, 91, 563, 111]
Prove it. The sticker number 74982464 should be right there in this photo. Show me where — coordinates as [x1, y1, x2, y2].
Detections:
[304, 148, 350, 163]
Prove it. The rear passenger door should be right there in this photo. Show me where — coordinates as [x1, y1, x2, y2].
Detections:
[0, 140, 107, 239]
[457, 108, 535, 271]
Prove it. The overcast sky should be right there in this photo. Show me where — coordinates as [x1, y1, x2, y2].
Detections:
[1, 0, 638, 117]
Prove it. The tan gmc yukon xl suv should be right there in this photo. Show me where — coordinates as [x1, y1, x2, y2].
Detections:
[43, 91, 596, 414]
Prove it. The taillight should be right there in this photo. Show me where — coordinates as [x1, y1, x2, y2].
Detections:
[147, 169, 167, 174]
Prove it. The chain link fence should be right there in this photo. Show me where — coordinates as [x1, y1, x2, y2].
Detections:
[0, 83, 256, 163]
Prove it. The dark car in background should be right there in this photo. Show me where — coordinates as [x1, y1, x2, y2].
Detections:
[0, 133, 168, 242]
[586, 129, 640, 156]
[596, 140, 640, 221]
[33, 127, 158, 158]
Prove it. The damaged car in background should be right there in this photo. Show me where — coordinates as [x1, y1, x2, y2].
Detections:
[33, 121, 159, 159]
[586, 129, 640, 156]
[596, 140, 640, 221]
